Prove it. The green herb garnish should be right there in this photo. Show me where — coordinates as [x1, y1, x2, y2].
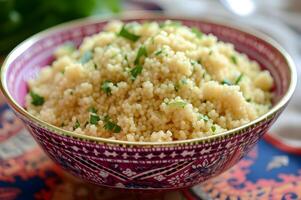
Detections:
[124, 54, 129, 66]
[90, 113, 100, 125]
[209, 50, 213, 56]
[30, 91, 44, 106]
[174, 83, 180, 92]
[246, 98, 252, 102]
[181, 79, 188, 85]
[150, 36, 155, 44]
[142, 21, 151, 27]
[73, 120, 80, 130]
[168, 101, 187, 108]
[103, 115, 121, 133]
[221, 79, 232, 86]
[159, 21, 182, 28]
[211, 125, 216, 132]
[63, 41, 76, 51]
[231, 55, 237, 65]
[118, 25, 140, 42]
[154, 49, 162, 56]
[101, 80, 112, 95]
[235, 74, 243, 84]
[198, 114, 209, 122]
[88, 107, 97, 114]
[80, 51, 93, 64]
[134, 46, 147, 65]
[111, 53, 117, 59]
[191, 27, 203, 39]
[190, 61, 197, 66]
[130, 65, 143, 80]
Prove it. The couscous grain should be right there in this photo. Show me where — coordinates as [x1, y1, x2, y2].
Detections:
[26, 20, 273, 142]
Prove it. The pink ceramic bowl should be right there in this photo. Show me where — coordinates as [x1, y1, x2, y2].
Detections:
[0, 12, 297, 190]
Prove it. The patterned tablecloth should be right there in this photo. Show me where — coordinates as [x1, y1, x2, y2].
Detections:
[0, 94, 300, 200]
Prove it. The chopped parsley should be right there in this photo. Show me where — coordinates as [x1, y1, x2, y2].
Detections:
[130, 65, 143, 80]
[231, 55, 237, 65]
[111, 53, 117, 59]
[221, 79, 232, 86]
[191, 61, 198, 72]
[168, 101, 187, 108]
[134, 46, 147, 65]
[124, 54, 129, 66]
[174, 83, 180, 92]
[191, 27, 203, 39]
[246, 98, 252, 102]
[94, 63, 97, 69]
[211, 125, 216, 132]
[30, 91, 44, 106]
[101, 80, 112, 95]
[209, 50, 213, 56]
[80, 51, 93, 64]
[235, 74, 244, 84]
[150, 36, 155, 44]
[190, 61, 197, 66]
[103, 115, 121, 133]
[63, 41, 76, 51]
[73, 120, 80, 130]
[154, 49, 163, 56]
[159, 21, 182, 28]
[118, 25, 140, 42]
[88, 107, 97, 114]
[198, 114, 209, 122]
[142, 21, 151, 27]
[90, 113, 100, 125]
[181, 79, 188, 85]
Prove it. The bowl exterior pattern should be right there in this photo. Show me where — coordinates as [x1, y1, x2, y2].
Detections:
[1, 14, 293, 190]
[19, 111, 279, 189]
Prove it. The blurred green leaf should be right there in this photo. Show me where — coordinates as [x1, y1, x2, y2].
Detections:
[105, 0, 122, 13]
[0, 0, 15, 20]
[0, 0, 122, 54]
[93, 0, 121, 14]
[0, 11, 22, 34]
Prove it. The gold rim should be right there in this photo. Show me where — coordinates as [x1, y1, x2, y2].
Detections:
[0, 11, 297, 146]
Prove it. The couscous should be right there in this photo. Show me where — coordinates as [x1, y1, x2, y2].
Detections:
[26, 21, 273, 142]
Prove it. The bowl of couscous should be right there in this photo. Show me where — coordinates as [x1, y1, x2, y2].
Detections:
[0, 12, 297, 190]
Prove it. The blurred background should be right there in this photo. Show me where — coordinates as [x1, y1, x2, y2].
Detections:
[0, 1, 300, 199]
[1, 0, 300, 54]
[0, 0, 121, 54]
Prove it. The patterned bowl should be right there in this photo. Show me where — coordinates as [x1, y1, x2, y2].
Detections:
[0, 12, 297, 190]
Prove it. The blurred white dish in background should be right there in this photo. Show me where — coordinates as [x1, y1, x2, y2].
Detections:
[220, 0, 256, 16]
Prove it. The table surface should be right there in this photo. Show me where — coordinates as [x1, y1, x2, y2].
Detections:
[0, 94, 300, 200]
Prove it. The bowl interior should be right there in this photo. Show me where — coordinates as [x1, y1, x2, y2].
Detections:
[2, 16, 292, 119]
